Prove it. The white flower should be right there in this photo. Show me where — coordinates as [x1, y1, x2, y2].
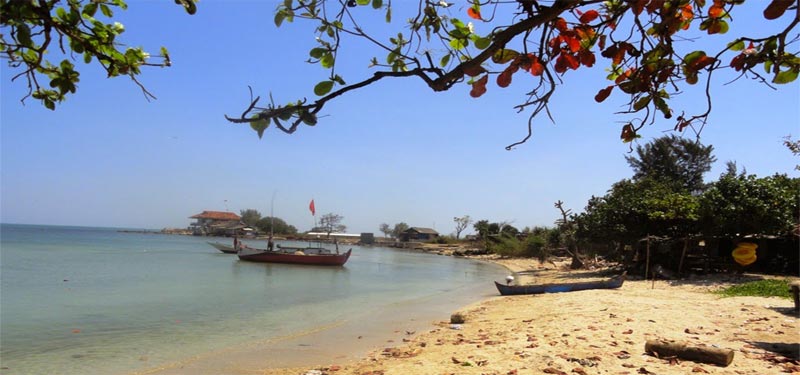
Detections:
[439, 1, 450, 7]
[113, 22, 124, 32]
[743, 48, 757, 56]
[467, 22, 474, 33]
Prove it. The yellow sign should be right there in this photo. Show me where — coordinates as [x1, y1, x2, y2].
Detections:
[732, 242, 758, 266]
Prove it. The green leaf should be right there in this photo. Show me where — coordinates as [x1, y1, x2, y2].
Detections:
[633, 96, 651, 111]
[372, 0, 383, 9]
[492, 49, 518, 64]
[728, 40, 745, 51]
[440, 53, 451, 67]
[83, 3, 98, 17]
[773, 68, 798, 84]
[16, 24, 33, 47]
[300, 111, 317, 126]
[684, 50, 706, 65]
[449, 38, 466, 50]
[320, 53, 334, 68]
[100, 4, 113, 17]
[314, 80, 334, 96]
[474, 36, 490, 50]
[356, 0, 370, 5]
[250, 118, 270, 138]
[385, 7, 391, 22]
[274, 11, 285, 27]
[309, 47, 326, 59]
[333, 75, 346, 85]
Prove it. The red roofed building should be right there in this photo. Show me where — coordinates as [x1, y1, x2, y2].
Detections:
[189, 211, 243, 236]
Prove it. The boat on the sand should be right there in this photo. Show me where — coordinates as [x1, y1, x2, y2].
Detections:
[495, 272, 626, 295]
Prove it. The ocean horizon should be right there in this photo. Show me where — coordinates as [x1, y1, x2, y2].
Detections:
[0, 223, 506, 375]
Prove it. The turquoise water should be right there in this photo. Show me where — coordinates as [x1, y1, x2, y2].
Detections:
[0, 224, 506, 375]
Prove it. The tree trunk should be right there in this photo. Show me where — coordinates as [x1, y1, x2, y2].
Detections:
[645, 339, 734, 366]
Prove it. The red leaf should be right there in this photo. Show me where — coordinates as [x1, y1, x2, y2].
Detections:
[632, 0, 647, 15]
[579, 9, 599, 23]
[470, 75, 488, 98]
[554, 55, 568, 73]
[579, 50, 595, 67]
[708, 4, 724, 18]
[693, 55, 716, 70]
[594, 85, 613, 102]
[467, 7, 481, 20]
[563, 53, 580, 70]
[566, 36, 581, 53]
[764, 0, 792, 20]
[497, 69, 513, 88]
[530, 58, 544, 76]
[553, 18, 568, 32]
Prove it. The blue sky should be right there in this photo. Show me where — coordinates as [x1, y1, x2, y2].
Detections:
[1, 1, 798, 234]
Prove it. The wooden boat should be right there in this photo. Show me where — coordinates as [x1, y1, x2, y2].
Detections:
[237, 242, 352, 266]
[494, 272, 626, 296]
[207, 241, 237, 254]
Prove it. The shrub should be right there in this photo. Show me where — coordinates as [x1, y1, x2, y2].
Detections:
[715, 279, 792, 299]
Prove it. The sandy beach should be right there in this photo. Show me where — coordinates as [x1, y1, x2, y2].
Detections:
[253, 257, 799, 375]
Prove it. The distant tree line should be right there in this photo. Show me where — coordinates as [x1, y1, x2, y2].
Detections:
[238, 209, 298, 235]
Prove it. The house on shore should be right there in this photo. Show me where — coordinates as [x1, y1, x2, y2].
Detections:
[189, 211, 244, 236]
[400, 227, 439, 242]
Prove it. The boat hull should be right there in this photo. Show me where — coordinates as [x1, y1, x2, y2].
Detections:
[238, 248, 352, 266]
[495, 273, 626, 296]
[207, 242, 237, 254]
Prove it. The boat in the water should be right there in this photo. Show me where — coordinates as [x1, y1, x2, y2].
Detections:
[207, 241, 237, 254]
[237, 241, 352, 266]
[494, 272, 626, 295]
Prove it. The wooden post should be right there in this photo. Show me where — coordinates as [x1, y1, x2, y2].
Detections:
[645, 339, 734, 366]
[644, 236, 651, 280]
[791, 282, 800, 313]
[678, 238, 689, 275]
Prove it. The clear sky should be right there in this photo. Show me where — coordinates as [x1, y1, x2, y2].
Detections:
[1, 1, 798, 234]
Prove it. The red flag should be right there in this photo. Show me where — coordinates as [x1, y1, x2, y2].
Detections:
[309, 199, 316, 216]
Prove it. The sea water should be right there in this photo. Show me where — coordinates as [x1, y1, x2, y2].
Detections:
[0, 224, 506, 375]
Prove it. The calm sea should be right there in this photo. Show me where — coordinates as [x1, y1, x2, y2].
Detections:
[0, 224, 506, 375]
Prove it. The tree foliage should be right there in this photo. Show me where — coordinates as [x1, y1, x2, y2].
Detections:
[256, 216, 298, 235]
[699, 173, 800, 237]
[225, 0, 800, 147]
[625, 135, 716, 192]
[378, 222, 392, 237]
[391, 222, 409, 238]
[317, 212, 346, 235]
[0, 0, 197, 109]
[239, 209, 262, 227]
[453, 215, 472, 239]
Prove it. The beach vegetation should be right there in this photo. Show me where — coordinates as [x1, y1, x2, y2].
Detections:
[572, 135, 799, 273]
[715, 279, 793, 299]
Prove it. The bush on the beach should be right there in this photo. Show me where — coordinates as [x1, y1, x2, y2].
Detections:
[715, 279, 792, 299]
[450, 312, 466, 324]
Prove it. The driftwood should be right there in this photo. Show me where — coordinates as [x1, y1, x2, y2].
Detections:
[645, 339, 734, 366]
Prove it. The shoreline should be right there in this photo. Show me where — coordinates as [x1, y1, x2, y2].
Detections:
[129, 256, 798, 375]
[259, 257, 798, 375]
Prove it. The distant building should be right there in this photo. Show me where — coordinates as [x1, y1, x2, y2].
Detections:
[400, 227, 439, 242]
[189, 211, 243, 236]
